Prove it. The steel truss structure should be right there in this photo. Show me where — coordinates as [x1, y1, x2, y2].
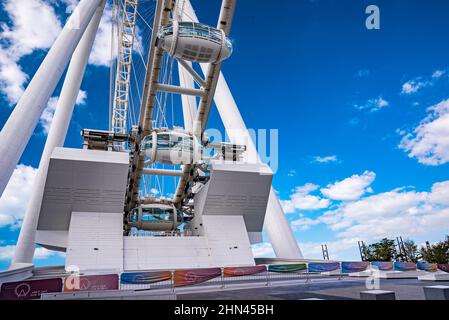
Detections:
[111, 0, 139, 143]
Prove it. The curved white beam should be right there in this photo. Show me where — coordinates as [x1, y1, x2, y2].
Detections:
[11, 1, 106, 266]
[0, 0, 104, 198]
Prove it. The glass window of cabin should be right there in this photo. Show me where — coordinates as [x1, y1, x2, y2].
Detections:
[180, 136, 194, 152]
[129, 209, 138, 222]
[159, 25, 173, 37]
[141, 207, 172, 221]
[141, 135, 153, 149]
[157, 134, 170, 147]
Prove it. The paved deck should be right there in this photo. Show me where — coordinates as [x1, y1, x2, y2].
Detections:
[177, 277, 449, 300]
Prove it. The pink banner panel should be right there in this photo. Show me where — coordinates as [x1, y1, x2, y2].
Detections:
[63, 274, 119, 292]
[437, 264, 449, 273]
[0, 278, 63, 300]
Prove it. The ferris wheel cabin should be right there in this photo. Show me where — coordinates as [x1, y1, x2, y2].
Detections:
[140, 131, 202, 165]
[157, 21, 233, 63]
[127, 204, 188, 232]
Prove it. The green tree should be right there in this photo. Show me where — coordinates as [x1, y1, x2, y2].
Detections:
[420, 238, 449, 264]
[401, 239, 421, 263]
[364, 238, 397, 262]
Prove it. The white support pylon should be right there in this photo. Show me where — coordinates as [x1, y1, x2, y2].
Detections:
[178, 61, 198, 132]
[0, 0, 103, 198]
[182, 0, 303, 259]
[11, 1, 106, 266]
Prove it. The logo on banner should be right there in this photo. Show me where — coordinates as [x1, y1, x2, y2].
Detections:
[14, 283, 31, 298]
[79, 278, 91, 291]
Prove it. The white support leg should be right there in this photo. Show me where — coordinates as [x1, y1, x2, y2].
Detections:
[0, 0, 104, 198]
[11, 1, 106, 266]
[182, 0, 303, 259]
[178, 61, 199, 132]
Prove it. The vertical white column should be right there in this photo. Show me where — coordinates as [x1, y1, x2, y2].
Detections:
[0, 0, 103, 198]
[11, 1, 106, 266]
[182, 0, 303, 259]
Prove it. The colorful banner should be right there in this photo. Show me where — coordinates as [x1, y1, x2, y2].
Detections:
[416, 262, 438, 272]
[223, 266, 266, 277]
[437, 264, 449, 273]
[0, 278, 63, 300]
[371, 261, 394, 271]
[174, 268, 221, 287]
[120, 271, 172, 285]
[341, 262, 370, 273]
[393, 262, 417, 272]
[63, 274, 119, 292]
[267, 264, 307, 273]
[307, 262, 340, 273]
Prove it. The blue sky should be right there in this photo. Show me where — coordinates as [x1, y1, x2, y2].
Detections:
[1, 0, 449, 270]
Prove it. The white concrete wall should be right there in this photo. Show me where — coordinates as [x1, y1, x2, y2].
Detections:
[124, 236, 211, 270]
[66, 212, 123, 272]
[123, 215, 254, 270]
[202, 215, 255, 267]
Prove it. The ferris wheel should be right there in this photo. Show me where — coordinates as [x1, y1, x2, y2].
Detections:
[0, 0, 303, 266]
[106, 0, 239, 231]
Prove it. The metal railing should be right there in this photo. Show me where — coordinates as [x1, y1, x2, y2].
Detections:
[119, 270, 333, 292]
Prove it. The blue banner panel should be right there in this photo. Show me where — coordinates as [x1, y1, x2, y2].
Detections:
[416, 262, 438, 272]
[394, 262, 417, 271]
[307, 262, 340, 273]
[371, 261, 394, 271]
[341, 261, 370, 273]
[120, 271, 172, 285]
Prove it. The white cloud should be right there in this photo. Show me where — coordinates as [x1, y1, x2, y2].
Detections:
[320, 171, 376, 201]
[401, 80, 428, 94]
[292, 180, 449, 260]
[432, 70, 446, 79]
[323, 185, 449, 241]
[0, 245, 62, 261]
[401, 69, 447, 95]
[291, 216, 321, 231]
[313, 155, 338, 163]
[0, 165, 37, 228]
[399, 99, 449, 166]
[251, 242, 275, 258]
[0, 48, 28, 104]
[354, 96, 389, 112]
[281, 183, 330, 213]
[0, 0, 62, 104]
[428, 181, 449, 205]
[287, 170, 296, 177]
[39, 90, 87, 134]
[356, 69, 370, 78]
[1, 0, 62, 58]
[89, 3, 114, 66]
